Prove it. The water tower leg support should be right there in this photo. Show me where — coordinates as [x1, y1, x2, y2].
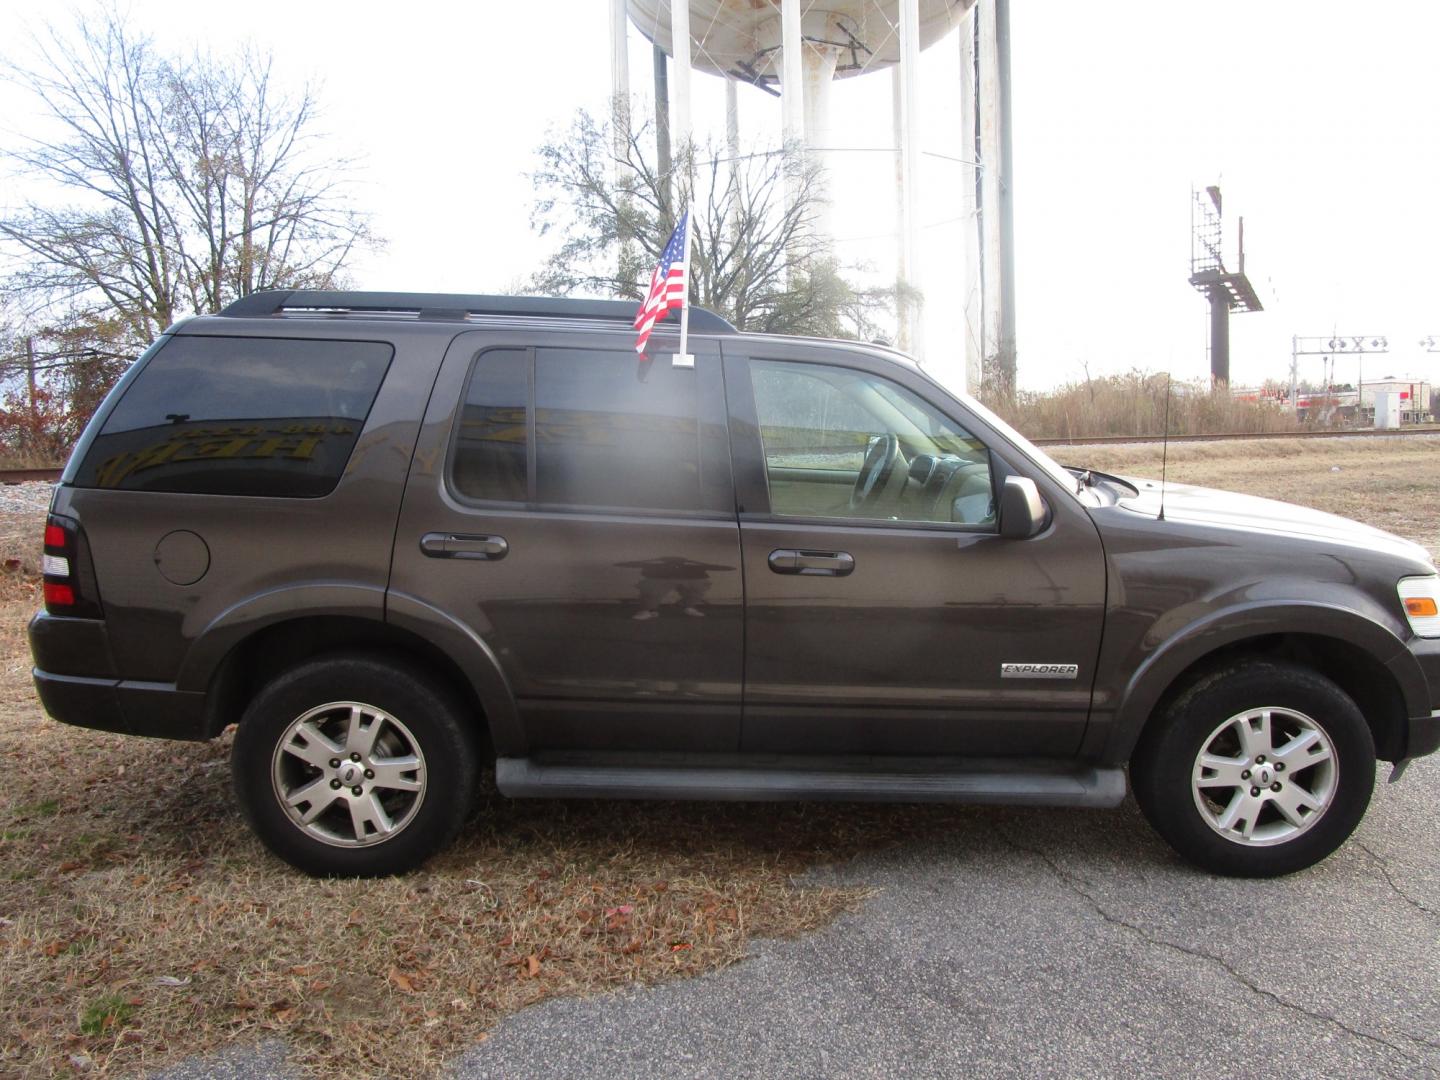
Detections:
[960, 6, 982, 394]
[725, 75, 740, 239]
[611, 0, 632, 278]
[897, 0, 923, 358]
[780, 0, 805, 146]
[609, 0, 629, 121]
[892, 67, 910, 351]
[669, 0, 693, 157]
[801, 44, 839, 242]
[977, 0, 1002, 389]
[1209, 293, 1230, 387]
[653, 45, 672, 214]
[994, 0, 1016, 395]
[779, 0, 805, 273]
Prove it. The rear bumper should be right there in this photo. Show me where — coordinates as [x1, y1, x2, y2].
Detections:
[33, 669, 211, 741]
[30, 611, 211, 740]
[29, 609, 115, 677]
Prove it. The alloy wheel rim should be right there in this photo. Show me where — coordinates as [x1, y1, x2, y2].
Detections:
[270, 701, 427, 848]
[1191, 706, 1338, 847]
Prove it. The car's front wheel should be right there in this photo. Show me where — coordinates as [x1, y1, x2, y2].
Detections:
[233, 653, 478, 876]
[1131, 660, 1375, 877]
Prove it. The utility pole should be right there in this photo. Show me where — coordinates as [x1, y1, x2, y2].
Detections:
[24, 336, 37, 421]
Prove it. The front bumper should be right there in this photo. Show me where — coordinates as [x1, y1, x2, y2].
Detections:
[1407, 709, 1440, 760]
[1400, 636, 1440, 762]
[1399, 639, 1440, 766]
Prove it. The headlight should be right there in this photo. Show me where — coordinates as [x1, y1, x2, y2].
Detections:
[1398, 576, 1440, 638]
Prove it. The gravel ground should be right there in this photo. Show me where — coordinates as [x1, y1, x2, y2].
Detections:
[0, 481, 55, 516]
[159, 764, 1440, 1080]
[0, 483, 55, 574]
[457, 772, 1440, 1079]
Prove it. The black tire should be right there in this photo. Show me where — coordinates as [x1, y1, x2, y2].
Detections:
[1131, 660, 1374, 877]
[232, 653, 479, 877]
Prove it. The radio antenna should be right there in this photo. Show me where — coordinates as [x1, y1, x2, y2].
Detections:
[1158, 373, 1172, 522]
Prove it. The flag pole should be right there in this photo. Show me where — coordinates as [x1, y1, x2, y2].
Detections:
[675, 209, 694, 368]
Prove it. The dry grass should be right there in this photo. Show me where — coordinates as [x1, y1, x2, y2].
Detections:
[1063, 433, 1440, 560]
[992, 372, 1302, 441]
[0, 647, 888, 1077]
[3, 434, 1440, 1077]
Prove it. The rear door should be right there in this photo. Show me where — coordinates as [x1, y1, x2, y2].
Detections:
[724, 341, 1107, 757]
[389, 329, 743, 753]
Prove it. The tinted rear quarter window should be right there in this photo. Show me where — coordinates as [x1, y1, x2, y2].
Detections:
[75, 336, 393, 497]
[452, 348, 529, 502]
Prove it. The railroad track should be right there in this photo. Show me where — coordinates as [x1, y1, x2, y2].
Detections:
[1031, 426, 1440, 447]
[0, 427, 1435, 485]
[0, 467, 62, 485]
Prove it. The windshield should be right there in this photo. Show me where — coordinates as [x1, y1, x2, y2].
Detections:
[919, 364, 1084, 498]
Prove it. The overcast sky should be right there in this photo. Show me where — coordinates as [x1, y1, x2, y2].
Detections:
[1, 0, 1436, 393]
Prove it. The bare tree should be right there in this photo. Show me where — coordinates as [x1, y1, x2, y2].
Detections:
[0, 9, 375, 351]
[528, 110, 894, 340]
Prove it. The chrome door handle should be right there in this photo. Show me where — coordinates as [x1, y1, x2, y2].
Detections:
[768, 548, 854, 576]
[420, 532, 508, 560]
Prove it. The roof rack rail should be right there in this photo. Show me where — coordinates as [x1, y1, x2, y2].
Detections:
[220, 290, 738, 333]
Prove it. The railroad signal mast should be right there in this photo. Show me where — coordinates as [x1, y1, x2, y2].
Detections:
[1289, 335, 1389, 423]
[1188, 185, 1263, 387]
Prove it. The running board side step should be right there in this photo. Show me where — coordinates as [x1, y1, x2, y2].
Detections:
[495, 756, 1127, 808]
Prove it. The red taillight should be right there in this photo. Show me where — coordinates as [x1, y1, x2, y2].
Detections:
[43, 581, 75, 607]
[42, 514, 101, 618]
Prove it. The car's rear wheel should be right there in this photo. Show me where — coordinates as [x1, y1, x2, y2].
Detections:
[233, 653, 478, 876]
[1131, 660, 1374, 877]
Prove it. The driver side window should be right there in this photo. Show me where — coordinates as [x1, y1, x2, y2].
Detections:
[749, 359, 996, 527]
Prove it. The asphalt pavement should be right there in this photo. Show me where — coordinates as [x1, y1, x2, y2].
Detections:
[160, 758, 1440, 1079]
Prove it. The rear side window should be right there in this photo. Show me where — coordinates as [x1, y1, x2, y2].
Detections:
[74, 336, 393, 497]
[451, 346, 716, 514]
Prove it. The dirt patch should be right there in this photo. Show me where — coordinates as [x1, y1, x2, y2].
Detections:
[3, 436, 1440, 1077]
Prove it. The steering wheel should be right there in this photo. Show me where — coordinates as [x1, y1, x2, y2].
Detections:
[849, 433, 901, 511]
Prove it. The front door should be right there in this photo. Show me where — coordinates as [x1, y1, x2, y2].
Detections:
[390, 329, 743, 753]
[723, 343, 1106, 757]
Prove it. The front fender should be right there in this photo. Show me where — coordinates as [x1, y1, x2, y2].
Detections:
[1096, 600, 1423, 762]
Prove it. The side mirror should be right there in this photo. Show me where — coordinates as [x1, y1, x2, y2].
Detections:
[999, 475, 1048, 539]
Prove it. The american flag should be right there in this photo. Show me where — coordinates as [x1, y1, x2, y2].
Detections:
[634, 211, 689, 355]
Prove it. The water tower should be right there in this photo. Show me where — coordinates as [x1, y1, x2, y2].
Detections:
[608, 0, 1015, 392]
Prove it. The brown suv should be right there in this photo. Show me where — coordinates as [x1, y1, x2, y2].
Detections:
[29, 291, 1440, 877]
